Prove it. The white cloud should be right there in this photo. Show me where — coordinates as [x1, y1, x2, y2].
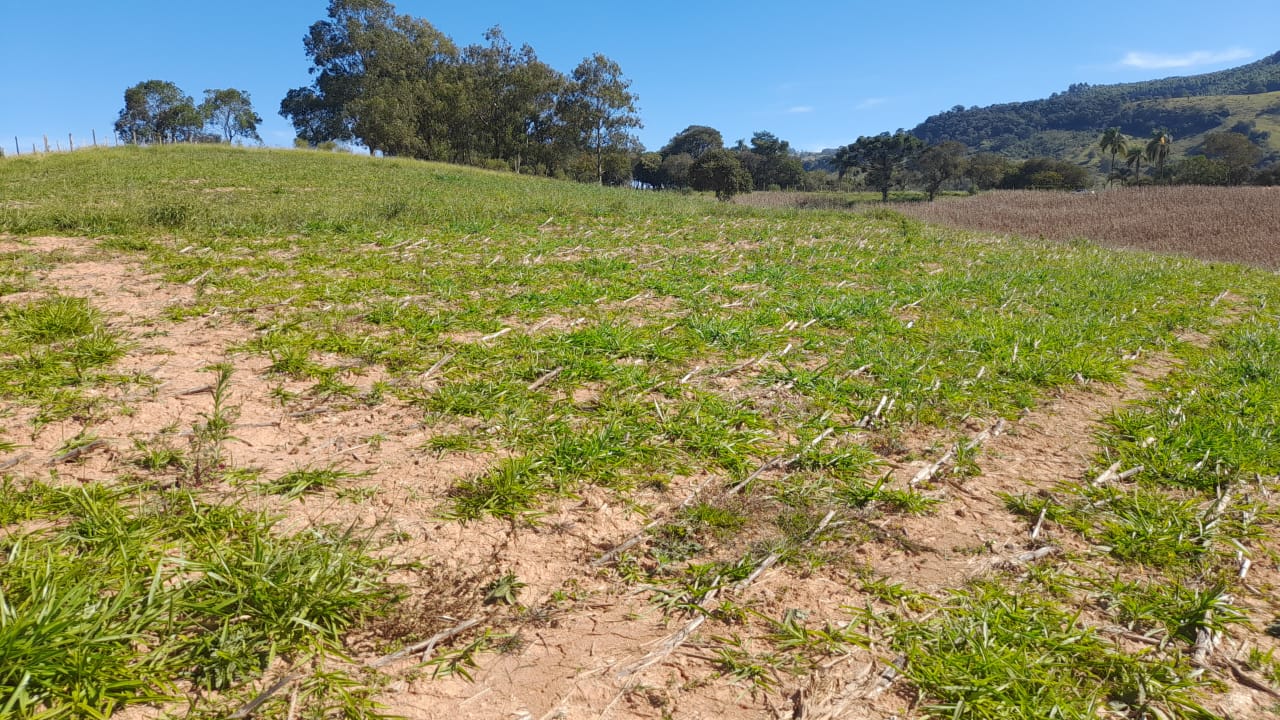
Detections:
[787, 105, 814, 114]
[856, 97, 887, 110]
[1119, 47, 1253, 70]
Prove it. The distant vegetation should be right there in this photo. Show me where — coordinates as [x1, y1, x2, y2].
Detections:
[912, 52, 1280, 155]
[101, 0, 1280, 195]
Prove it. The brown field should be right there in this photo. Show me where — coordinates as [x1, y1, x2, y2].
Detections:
[894, 187, 1280, 269]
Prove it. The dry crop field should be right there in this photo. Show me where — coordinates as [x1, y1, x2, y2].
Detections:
[894, 187, 1280, 269]
[1, 146, 1279, 720]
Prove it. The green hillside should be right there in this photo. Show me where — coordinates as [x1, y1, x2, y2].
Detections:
[895, 52, 1280, 175]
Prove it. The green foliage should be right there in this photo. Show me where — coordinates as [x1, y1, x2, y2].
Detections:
[833, 131, 925, 201]
[913, 51, 1280, 153]
[199, 88, 262, 144]
[660, 125, 724, 159]
[689, 148, 753, 200]
[1000, 157, 1091, 190]
[114, 80, 204, 144]
[912, 141, 967, 200]
[1200, 130, 1264, 184]
[282, 2, 639, 183]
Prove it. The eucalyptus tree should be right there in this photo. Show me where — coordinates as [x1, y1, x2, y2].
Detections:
[280, 0, 458, 156]
[115, 80, 202, 144]
[561, 53, 642, 184]
[200, 89, 262, 144]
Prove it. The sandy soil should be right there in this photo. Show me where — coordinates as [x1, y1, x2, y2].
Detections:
[2, 236, 1276, 720]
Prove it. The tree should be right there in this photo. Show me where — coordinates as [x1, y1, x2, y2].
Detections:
[1170, 155, 1229, 185]
[1125, 146, 1145, 183]
[660, 125, 723, 159]
[199, 88, 262, 144]
[834, 131, 924, 201]
[659, 153, 695, 188]
[743, 131, 804, 190]
[561, 53, 641, 184]
[280, 0, 458, 156]
[1001, 157, 1090, 190]
[115, 80, 202, 144]
[459, 27, 566, 172]
[965, 153, 1012, 190]
[1098, 128, 1127, 187]
[689, 149, 753, 200]
[1201, 131, 1262, 185]
[913, 141, 967, 200]
[1145, 129, 1173, 182]
[633, 152, 664, 188]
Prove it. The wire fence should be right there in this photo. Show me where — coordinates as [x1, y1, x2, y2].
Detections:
[5, 131, 119, 157]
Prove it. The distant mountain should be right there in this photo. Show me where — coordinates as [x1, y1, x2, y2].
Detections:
[909, 51, 1280, 161]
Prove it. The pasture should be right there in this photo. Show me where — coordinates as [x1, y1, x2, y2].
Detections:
[1, 145, 1278, 719]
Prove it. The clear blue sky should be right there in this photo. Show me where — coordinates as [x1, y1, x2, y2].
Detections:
[3, 1, 1279, 155]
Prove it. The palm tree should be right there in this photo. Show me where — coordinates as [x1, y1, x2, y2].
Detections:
[1098, 128, 1127, 187]
[1145, 129, 1173, 183]
[1125, 146, 1145, 184]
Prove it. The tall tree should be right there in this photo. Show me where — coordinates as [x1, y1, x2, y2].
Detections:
[115, 80, 202, 144]
[561, 53, 641, 184]
[1098, 127, 1127, 187]
[200, 89, 262, 144]
[835, 131, 925, 201]
[281, 0, 457, 156]
[660, 125, 723, 159]
[913, 141, 967, 200]
[1145, 129, 1173, 182]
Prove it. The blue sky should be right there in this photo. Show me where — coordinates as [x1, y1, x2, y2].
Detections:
[3, 1, 1279, 156]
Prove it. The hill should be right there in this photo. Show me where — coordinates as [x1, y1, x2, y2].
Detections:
[911, 51, 1280, 163]
[1, 146, 1279, 719]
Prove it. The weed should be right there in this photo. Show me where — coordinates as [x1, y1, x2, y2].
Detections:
[259, 467, 364, 498]
[483, 571, 526, 606]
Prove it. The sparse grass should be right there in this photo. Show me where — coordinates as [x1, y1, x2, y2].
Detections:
[4, 145, 1280, 717]
[258, 466, 365, 498]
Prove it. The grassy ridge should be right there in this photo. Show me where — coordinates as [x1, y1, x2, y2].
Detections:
[2, 146, 1279, 717]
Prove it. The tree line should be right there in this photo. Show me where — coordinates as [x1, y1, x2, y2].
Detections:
[114, 82, 262, 145]
[111, 0, 1278, 197]
[1097, 127, 1277, 186]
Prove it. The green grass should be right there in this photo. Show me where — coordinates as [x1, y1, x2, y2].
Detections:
[0, 482, 386, 718]
[896, 582, 1214, 720]
[0, 295, 124, 428]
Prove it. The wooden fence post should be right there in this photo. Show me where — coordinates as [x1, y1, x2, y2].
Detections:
[92, 129, 97, 147]
[69, 133, 74, 151]
[12, 136, 17, 156]
[43, 135, 49, 153]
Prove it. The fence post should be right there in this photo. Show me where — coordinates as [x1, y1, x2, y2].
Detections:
[12, 136, 17, 156]
[92, 129, 97, 147]
[69, 133, 74, 151]
[43, 135, 49, 153]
